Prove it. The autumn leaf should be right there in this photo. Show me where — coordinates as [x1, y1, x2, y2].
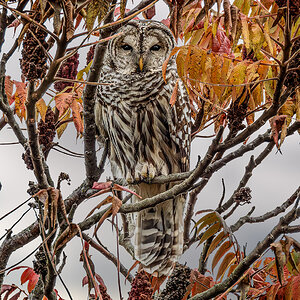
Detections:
[142, 5, 156, 20]
[36, 99, 48, 122]
[86, 0, 112, 31]
[54, 223, 79, 253]
[20, 267, 39, 293]
[212, 240, 233, 272]
[270, 115, 287, 149]
[70, 98, 84, 134]
[12, 80, 27, 121]
[271, 241, 287, 286]
[5, 76, 14, 104]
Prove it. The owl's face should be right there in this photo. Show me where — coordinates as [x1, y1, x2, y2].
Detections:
[107, 20, 175, 75]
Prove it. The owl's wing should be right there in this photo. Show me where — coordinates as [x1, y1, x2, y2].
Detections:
[169, 78, 191, 173]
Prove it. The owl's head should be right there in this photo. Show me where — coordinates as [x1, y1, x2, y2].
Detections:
[106, 20, 175, 75]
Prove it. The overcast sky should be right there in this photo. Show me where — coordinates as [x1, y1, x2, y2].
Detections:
[0, 1, 299, 299]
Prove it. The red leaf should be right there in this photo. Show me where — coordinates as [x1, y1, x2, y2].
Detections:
[142, 5, 156, 19]
[92, 181, 113, 190]
[7, 266, 28, 276]
[1, 285, 16, 295]
[20, 267, 39, 293]
[54, 93, 73, 117]
[82, 275, 89, 287]
[9, 290, 21, 300]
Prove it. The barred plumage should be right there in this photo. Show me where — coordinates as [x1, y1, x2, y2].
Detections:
[95, 20, 191, 276]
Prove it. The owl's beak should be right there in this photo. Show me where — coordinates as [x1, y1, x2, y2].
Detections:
[139, 56, 144, 71]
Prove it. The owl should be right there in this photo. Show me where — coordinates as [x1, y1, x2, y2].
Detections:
[95, 20, 191, 276]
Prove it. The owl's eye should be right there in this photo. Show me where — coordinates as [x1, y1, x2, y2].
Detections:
[121, 44, 133, 51]
[150, 45, 161, 51]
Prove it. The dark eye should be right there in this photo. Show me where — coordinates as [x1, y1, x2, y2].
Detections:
[121, 44, 133, 51]
[150, 45, 161, 51]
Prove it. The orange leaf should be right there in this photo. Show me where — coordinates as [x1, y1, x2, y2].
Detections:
[70, 98, 83, 134]
[12, 81, 27, 121]
[216, 252, 236, 280]
[212, 240, 233, 272]
[36, 99, 48, 122]
[54, 93, 73, 117]
[5, 76, 14, 104]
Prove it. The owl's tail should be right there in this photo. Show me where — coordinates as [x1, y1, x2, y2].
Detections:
[133, 183, 185, 276]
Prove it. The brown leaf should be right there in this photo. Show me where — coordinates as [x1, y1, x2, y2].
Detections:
[86, 195, 114, 219]
[48, 187, 60, 228]
[270, 115, 287, 149]
[223, 0, 232, 33]
[142, 5, 156, 20]
[271, 242, 287, 286]
[216, 252, 236, 280]
[120, 0, 127, 18]
[111, 195, 122, 224]
[64, 0, 75, 40]
[54, 223, 79, 253]
[86, 0, 112, 31]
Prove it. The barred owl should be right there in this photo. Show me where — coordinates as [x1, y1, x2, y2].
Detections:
[95, 20, 191, 276]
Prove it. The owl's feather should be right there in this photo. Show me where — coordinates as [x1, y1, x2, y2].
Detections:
[95, 20, 191, 276]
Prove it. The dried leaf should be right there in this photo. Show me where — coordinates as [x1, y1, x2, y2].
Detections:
[271, 242, 287, 286]
[55, 93, 73, 117]
[120, 0, 128, 19]
[54, 223, 79, 253]
[86, 0, 112, 31]
[162, 47, 181, 82]
[223, 0, 232, 33]
[270, 115, 287, 149]
[64, 0, 75, 40]
[57, 109, 71, 138]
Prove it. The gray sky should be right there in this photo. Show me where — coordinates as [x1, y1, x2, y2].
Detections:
[0, 1, 299, 299]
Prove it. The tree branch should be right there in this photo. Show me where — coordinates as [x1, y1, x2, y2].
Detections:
[189, 191, 300, 300]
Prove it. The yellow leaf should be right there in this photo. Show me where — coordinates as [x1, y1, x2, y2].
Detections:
[195, 212, 218, 231]
[77, 60, 92, 81]
[36, 99, 47, 122]
[86, 0, 112, 31]
[241, 14, 250, 49]
[57, 109, 71, 139]
[250, 23, 265, 55]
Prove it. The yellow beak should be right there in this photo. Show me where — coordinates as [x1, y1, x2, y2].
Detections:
[139, 56, 144, 71]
